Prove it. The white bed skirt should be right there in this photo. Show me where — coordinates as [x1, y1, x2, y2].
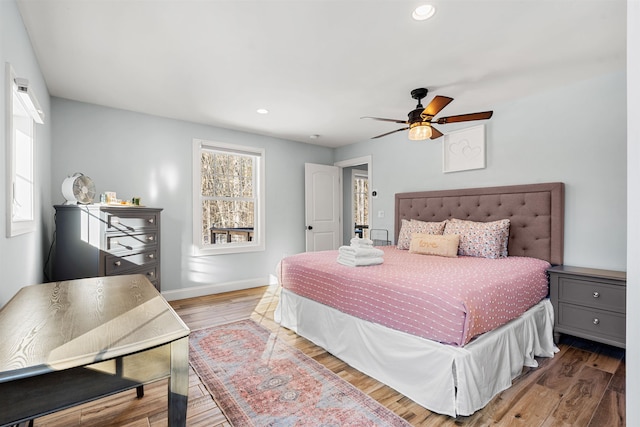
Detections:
[275, 289, 558, 417]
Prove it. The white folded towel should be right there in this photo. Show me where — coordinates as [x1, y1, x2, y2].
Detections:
[338, 246, 384, 258]
[350, 237, 374, 248]
[337, 255, 384, 267]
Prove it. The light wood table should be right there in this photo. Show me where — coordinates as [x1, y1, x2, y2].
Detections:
[0, 274, 190, 427]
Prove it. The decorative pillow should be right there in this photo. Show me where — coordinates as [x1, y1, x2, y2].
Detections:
[396, 219, 447, 250]
[443, 218, 510, 259]
[409, 233, 460, 257]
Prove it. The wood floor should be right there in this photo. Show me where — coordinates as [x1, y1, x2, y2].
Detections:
[32, 285, 625, 426]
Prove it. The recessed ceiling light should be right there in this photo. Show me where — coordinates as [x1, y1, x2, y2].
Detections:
[256, 108, 269, 114]
[412, 4, 436, 21]
[309, 134, 320, 139]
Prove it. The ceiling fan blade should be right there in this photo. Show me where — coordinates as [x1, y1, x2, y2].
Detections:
[422, 96, 454, 118]
[430, 126, 444, 139]
[361, 116, 408, 124]
[371, 127, 409, 139]
[436, 111, 493, 124]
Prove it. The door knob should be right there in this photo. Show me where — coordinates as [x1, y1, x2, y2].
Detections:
[307, 225, 313, 230]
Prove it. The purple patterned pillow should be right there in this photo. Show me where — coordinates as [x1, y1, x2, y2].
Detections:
[396, 219, 447, 250]
[443, 218, 510, 258]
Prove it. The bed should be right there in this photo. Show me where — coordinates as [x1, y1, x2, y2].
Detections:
[275, 182, 564, 417]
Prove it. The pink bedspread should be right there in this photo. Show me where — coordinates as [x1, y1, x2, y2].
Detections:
[278, 247, 551, 346]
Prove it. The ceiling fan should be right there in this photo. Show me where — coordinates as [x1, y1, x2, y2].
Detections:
[361, 88, 493, 140]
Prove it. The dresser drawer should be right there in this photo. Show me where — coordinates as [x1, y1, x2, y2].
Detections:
[105, 262, 157, 282]
[138, 265, 158, 287]
[104, 211, 159, 232]
[558, 303, 626, 343]
[558, 277, 626, 313]
[106, 232, 158, 252]
[105, 250, 158, 275]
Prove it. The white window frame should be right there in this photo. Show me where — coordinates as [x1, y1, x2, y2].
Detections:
[5, 63, 42, 237]
[192, 138, 265, 255]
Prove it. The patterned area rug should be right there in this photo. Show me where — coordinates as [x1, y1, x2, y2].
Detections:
[189, 319, 412, 426]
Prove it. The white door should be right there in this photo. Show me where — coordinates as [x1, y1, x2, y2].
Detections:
[305, 163, 340, 252]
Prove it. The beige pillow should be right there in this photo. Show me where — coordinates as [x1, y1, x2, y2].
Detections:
[409, 233, 460, 258]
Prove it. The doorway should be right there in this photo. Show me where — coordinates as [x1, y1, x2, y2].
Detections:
[334, 156, 372, 245]
[344, 167, 369, 240]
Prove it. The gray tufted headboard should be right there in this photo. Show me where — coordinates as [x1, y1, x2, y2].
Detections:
[394, 182, 564, 265]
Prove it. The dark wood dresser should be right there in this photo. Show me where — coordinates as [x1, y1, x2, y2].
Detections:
[548, 265, 626, 348]
[53, 205, 163, 290]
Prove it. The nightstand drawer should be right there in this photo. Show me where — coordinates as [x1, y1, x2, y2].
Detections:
[558, 277, 626, 313]
[558, 303, 626, 343]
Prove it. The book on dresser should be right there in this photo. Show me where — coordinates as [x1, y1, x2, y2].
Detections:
[52, 204, 163, 291]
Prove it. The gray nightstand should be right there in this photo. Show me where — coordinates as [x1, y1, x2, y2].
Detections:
[548, 265, 626, 348]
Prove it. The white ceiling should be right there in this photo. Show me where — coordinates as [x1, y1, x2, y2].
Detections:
[17, 0, 626, 148]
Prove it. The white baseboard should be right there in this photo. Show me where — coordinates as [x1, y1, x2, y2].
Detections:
[161, 277, 272, 301]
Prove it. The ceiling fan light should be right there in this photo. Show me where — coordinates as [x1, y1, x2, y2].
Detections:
[408, 123, 432, 140]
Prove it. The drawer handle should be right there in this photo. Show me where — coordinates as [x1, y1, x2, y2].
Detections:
[147, 271, 155, 277]
[593, 291, 600, 298]
[148, 254, 154, 259]
[593, 318, 600, 325]
[147, 236, 154, 242]
[148, 218, 155, 224]
[114, 261, 121, 267]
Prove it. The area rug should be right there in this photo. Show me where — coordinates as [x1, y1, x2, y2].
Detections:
[189, 319, 412, 426]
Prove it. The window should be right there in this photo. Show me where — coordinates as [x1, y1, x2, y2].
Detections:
[5, 64, 44, 237]
[192, 139, 265, 255]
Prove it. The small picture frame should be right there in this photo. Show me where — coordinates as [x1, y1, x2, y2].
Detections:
[442, 124, 486, 173]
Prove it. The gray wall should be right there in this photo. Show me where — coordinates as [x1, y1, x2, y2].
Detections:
[51, 98, 333, 295]
[336, 71, 627, 271]
[0, 0, 53, 306]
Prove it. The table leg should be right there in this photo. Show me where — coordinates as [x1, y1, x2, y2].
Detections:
[168, 337, 189, 427]
[115, 356, 145, 399]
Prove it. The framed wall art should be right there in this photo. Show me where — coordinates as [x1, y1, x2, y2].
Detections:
[442, 124, 486, 173]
